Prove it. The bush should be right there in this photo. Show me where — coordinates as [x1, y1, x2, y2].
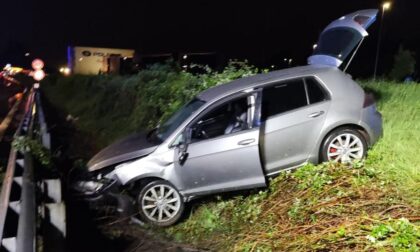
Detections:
[42, 61, 259, 148]
[389, 45, 416, 81]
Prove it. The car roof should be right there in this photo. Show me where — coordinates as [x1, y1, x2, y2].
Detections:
[197, 64, 338, 102]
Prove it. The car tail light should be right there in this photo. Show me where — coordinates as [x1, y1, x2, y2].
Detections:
[363, 93, 375, 108]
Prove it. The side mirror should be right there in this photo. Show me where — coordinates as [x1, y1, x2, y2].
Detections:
[178, 128, 192, 165]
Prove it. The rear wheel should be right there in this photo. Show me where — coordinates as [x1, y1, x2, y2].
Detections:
[321, 128, 367, 163]
[137, 180, 184, 227]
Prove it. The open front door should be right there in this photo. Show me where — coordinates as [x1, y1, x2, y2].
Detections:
[308, 9, 378, 67]
[174, 93, 266, 197]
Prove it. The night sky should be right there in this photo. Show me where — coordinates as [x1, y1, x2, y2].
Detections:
[1, 0, 419, 78]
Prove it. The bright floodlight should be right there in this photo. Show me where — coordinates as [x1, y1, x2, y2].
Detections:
[33, 70, 45, 81]
[63, 67, 71, 76]
[60, 67, 71, 76]
[383, 2, 391, 11]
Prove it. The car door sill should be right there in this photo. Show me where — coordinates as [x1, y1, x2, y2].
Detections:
[265, 162, 308, 177]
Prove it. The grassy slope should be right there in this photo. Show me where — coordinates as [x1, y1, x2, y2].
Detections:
[42, 72, 419, 251]
[165, 163, 419, 251]
[363, 82, 420, 205]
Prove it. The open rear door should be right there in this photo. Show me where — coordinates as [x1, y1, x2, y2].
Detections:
[308, 9, 378, 67]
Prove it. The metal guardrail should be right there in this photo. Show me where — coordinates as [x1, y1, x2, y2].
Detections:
[0, 89, 35, 251]
[0, 88, 65, 252]
[35, 91, 50, 150]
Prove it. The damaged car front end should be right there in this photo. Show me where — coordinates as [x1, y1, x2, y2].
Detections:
[72, 131, 160, 205]
[73, 167, 120, 201]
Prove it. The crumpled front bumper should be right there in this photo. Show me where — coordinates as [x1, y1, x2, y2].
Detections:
[72, 178, 120, 202]
[71, 177, 137, 217]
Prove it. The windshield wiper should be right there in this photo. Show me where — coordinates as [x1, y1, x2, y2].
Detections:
[146, 127, 159, 143]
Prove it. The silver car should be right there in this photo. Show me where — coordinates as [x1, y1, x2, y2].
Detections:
[81, 9, 382, 226]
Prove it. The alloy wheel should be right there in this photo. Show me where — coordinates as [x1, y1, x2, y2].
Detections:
[141, 184, 181, 223]
[327, 133, 364, 163]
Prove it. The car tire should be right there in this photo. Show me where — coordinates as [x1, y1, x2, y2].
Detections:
[137, 180, 184, 227]
[320, 128, 367, 163]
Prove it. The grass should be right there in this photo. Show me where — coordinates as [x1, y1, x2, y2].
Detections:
[362, 81, 420, 206]
[165, 162, 419, 251]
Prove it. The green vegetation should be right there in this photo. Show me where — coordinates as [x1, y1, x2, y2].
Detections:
[362, 82, 420, 205]
[389, 45, 416, 81]
[42, 61, 258, 148]
[166, 163, 419, 251]
[12, 136, 52, 167]
[42, 63, 419, 251]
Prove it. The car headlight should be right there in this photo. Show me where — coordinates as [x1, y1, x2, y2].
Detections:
[75, 180, 105, 193]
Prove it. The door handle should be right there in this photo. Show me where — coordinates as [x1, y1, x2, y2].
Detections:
[238, 139, 255, 146]
[308, 111, 325, 118]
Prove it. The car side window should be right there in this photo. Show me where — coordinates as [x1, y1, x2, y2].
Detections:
[191, 96, 249, 142]
[261, 79, 307, 121]
[305, 77, 328, 104]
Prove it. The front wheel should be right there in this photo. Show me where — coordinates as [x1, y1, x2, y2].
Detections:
[137, 180, 184, 227]
[320, 128, 367, 163]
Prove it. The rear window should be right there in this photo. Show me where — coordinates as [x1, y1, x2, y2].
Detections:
[313, 27, 363, 61]
[261, 79, 307, 120]
[305, 77, 328, 104]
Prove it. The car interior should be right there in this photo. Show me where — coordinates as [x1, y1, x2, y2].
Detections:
[191, 97, 249, 141]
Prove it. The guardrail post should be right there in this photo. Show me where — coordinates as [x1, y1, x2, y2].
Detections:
[15, 153, 36, 252]
[35, 91, 50, 149]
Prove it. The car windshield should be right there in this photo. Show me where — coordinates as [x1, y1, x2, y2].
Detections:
[156, 98, 205, 141]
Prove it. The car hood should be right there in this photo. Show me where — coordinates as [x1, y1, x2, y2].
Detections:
[87, 132, 159, 172]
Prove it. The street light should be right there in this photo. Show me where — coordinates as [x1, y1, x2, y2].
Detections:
[373, 1, 392, 80]
[383, 2, 391, 11]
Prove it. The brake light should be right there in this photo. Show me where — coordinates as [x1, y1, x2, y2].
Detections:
[353, 15, 370, 26]
[363, 93, 375, 108]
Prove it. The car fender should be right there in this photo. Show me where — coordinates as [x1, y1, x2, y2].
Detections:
[113, 149, 177, 185]
[309, 119, 368, 162]
[357, 120, 377, 145]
